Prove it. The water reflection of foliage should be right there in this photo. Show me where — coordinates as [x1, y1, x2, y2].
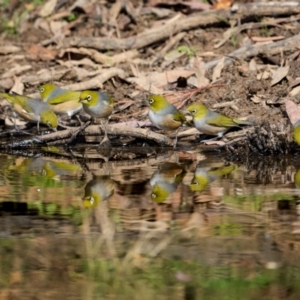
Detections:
[1, 156, 84, 205]
[0, 231, 300, 299]
[1, 155, 300, 298]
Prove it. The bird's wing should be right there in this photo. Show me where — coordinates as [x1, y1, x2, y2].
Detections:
[47, 90, 81, 104]
[172, 110, 186, 123]
[206, 111, 237, 128]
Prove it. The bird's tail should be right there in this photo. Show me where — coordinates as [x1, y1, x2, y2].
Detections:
[0, 93, 15, 104]
[233, 118, 254, 126]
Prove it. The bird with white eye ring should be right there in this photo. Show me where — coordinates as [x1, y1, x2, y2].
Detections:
[186, 103, 253, 142]
[147, 94, 186, 148]
[82, 176, 115, 208]
[79, 90, 115, 145]
[38, 83, 82, 117]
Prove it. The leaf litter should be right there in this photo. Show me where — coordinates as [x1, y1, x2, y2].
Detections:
[0, 0, 300, 155]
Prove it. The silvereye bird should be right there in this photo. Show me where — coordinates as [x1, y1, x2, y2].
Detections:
[150, 163, 186, 203]
[38, 83, 82, 117]
[187, 103, 253, 140]
[41, 159, 82, 180]
[189, 164, 237, 192]
[82, 176, 115, 208]
[1, 93, 58, 132]
[294, 168, 300, 188]
[79, 90, 115, 144]
[147, 95, 186, 147]
[293, 120, 300, 145]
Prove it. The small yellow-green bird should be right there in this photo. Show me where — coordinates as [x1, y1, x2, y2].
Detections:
[187, 103, 253, 139]
[189, 164, 237, 192]
[147, 94, 186, 147]
[1, 93, 58, 131]
[82, 176, 115, 208]
[293, 120, 300, 145]
[294, 168, 300, 188]
[79, 90, 115, 144]
[41, 159, 82, 180]
[150, 163, 186, 203]
[39, 83, 82, 117]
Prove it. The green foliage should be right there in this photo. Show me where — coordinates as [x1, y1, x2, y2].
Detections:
[262, 25, 271, 37]
[176, 45, 198, 58]
[0, 0, 45, 35]
[213, 222, 242, 236]
[230, 35, 238, 47]
[224, 193, 296, 208]
[67, 13, 76, 22]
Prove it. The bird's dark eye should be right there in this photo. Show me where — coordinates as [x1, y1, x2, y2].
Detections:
[192, 181, 198, 185]
[39, 87, 45, 93]
[86, 95, 92, 101]
[191, 109, 197, 114]
[149, 98, 154, 104]
[151, 193, 156, 198]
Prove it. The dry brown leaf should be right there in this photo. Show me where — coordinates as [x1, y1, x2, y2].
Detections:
[27, 44, 57, 61]
[127, 77, 163, 94]
[248, 58, 257, 71]
[182, 1, 211, 10]
[5, 116, 27, 129]
[147, 0, 211, 10]
[2, 65, 32, 79]
[39, 0, 57, 17]
[0, 78, 14, 90]
[271, 65, 289, 86]
[57, 58, 97, 68]
[250, 36, 285, 42]
[128, 69, 194, 93]
[213, 0, 233, 9]
[177, 128, 200, 138]
[193, 58, 210, 87]
[289, 77, 300, 90]
[257, 70, 272, 80]
[251, 95, 263, 104]
[69, 0, 95, 14]
[11, 76, 24, 95]
[49, 20, 68, 34]
[285, 98, 300, 126]
[112, 121, 152, 128]
[141, 7, 172, 18]
[63, 68, 127, 90]
[289, 86, 300, 97]
[147, 70, 194, 89]
[203, 140, 226, 146]
[212, 57, 225, 82]
[0, 45, 21, 54]
[72, 67, 103, 81]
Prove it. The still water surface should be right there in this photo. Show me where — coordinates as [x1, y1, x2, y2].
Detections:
[0, 149, 300, 299]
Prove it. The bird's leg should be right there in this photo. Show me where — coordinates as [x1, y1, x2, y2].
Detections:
[200, 132, 224, 144]
[99, 118, 110, 146]
[173, 129, 179, 149]
[67, 119, 91, 145]
[37, 118, 40, 133]
[12, 112, 19, 132]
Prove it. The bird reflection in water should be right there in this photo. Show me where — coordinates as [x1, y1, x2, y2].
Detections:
[189, 163, 237, 192]
[150, 163, 186, 203]
[82, 176, 115, 208]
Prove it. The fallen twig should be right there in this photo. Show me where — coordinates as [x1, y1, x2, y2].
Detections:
[205, 34, 300, 70]
[61, 3, 300, 51]
[0, 124, 173, 148]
